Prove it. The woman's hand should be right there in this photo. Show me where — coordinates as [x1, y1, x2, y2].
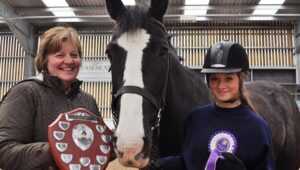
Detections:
[143, 159, 164, 170]
[217, 152, 246, 170]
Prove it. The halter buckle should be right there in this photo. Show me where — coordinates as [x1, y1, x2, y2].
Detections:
[151, 108, 162, 131]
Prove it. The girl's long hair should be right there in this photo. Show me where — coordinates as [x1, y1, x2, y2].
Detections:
[238, 72, 257, 112]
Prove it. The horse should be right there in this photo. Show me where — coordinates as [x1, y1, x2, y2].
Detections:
[105, 0, 300, 169]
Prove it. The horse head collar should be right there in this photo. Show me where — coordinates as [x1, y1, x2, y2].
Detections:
[111, 53, 170, 130]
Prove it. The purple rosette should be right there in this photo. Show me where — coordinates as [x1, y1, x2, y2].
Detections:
[205, 131, 237, 170]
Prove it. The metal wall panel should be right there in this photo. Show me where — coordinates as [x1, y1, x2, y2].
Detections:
[78, 34, 113, 119]
[169, 27, 294, 69]
[0, 24, 295, 119]
[81, 81, 112, 119]
[0, 35, 25, 100]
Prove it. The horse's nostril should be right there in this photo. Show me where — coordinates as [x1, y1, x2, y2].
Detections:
[134, 152, 144, 161]
[127, 160, 134, 165]
[117, 150, 124, 158]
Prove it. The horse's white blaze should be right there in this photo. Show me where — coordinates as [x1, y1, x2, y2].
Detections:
[116, 29, 150, 147]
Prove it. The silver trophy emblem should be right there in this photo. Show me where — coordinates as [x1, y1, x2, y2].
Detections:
[72, 124, 94, 151]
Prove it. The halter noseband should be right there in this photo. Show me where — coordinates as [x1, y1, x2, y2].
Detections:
[111, 53, 170, 130]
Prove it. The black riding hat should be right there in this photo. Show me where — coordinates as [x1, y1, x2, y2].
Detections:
[201, 40, 249, 73]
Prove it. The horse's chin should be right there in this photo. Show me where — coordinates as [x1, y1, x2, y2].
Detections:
[118, 157, 149, 169]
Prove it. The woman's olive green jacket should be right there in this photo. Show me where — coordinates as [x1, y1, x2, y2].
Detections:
[0, 73, 101, 170]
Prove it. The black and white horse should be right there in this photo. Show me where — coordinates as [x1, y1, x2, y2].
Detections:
[105, 0, 300, 169]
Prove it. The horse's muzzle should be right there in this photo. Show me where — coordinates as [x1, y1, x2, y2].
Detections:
[115, 147, 150, 168]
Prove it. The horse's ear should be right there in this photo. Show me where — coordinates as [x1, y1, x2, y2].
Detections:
[105, 0, 127, 21]
[149, 0, 168, 22]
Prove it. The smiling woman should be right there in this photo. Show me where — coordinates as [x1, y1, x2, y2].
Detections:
[152, 41, 276, 170]
[0, 26, 102, 170]
[208, 73, 241, 108]
[46, 39, 81, 90]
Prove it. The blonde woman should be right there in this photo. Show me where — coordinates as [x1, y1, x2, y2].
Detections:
[0, 26, 100, 170]
[147, 41, 275, 170]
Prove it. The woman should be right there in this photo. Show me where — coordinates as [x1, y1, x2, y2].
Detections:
[149, 41, 275, 170]
[0, 26, 101, 169]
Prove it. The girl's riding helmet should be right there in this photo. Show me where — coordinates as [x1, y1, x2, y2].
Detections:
[201, 40, 249, 73]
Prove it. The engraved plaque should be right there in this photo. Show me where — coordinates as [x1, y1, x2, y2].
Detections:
[48, 108, 113, 170]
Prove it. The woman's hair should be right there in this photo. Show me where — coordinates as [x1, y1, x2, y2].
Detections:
[238, 72, 257, 112]
[35, 26, 82, 73]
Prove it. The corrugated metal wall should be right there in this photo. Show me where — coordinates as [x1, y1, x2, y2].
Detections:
[0, 25, 295, 119]
[0, 34, 25, 100]
[170, 28, 294, 68]
[79, 34, 112, 118]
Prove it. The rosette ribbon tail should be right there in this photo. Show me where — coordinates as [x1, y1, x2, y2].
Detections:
[204, 149, 221, 170]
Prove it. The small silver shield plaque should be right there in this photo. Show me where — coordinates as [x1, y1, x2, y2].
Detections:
[72, 124, 94, 151]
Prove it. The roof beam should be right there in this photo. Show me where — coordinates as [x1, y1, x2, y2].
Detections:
[295, 22, 300, 54]
[0, 1, 36, 78]
[295, 21, 300, 84]
[2, 14, 300, 22]
[7, 4, 300, 23]
[14, 4, 300, 13]
[0, 0, 34, 55]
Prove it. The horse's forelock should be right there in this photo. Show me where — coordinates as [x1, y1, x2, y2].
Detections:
[112, 6, 182, 68]
[115, 6, 149, 34]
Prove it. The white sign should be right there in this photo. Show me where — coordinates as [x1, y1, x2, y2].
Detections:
[77, 59, 111, 82]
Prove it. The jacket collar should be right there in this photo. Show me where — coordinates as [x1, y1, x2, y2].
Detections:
[40, 72, 82, 97]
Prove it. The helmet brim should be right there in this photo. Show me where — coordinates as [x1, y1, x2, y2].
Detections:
[201, 68, 242, 73]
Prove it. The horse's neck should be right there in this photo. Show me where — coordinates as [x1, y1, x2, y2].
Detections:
[165, 60, 211, 115]
[156, 59, 211, 156]
[158, 59, 210, 153]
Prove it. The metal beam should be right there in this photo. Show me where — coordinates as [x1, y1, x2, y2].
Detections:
[1, 14, 300, 23]
[295, 21, 300, 84]
[296, 22, 300, 54]
[8, 4, 300, 23]
[14, 4, 300, 13]
[0, 1, 33, 53]
[0, 1, 36, 78]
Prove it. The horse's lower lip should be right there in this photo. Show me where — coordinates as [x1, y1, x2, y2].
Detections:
[118, 157, 149, 168]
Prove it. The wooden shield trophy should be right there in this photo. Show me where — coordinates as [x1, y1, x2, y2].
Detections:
[48, 108, 113, 170]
